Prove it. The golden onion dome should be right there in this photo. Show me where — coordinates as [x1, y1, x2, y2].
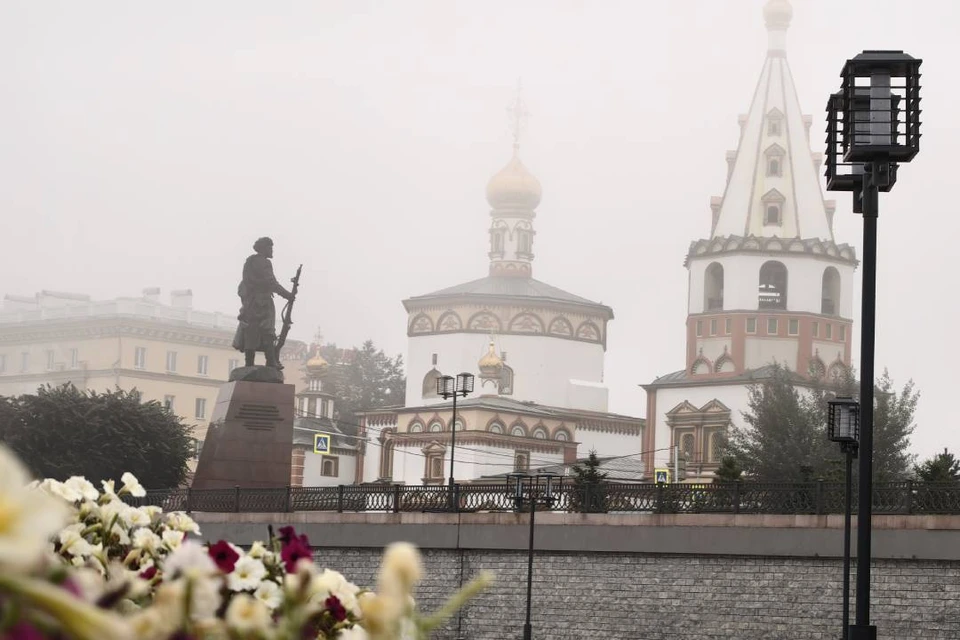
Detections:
[478, 341, 503, 377]
[485, 154, 542, 210]
[305, 353, 328, 374]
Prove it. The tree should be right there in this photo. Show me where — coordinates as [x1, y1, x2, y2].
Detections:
[0, 384, 193, 488]
[316, 339, 406, 434]
[570, 450, 608, 513]
[724, 364, 916, 482]
[713, 456, 743, 482]
[914, 448, 960, 484]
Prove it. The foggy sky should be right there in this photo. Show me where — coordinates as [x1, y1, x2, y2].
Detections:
[2, 1, 958, 460]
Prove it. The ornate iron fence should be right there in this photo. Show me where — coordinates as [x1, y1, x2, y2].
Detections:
[125, 481, 960, 515]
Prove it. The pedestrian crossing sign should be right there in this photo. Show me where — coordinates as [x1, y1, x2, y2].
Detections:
[313, 433, 332, 455]
[654, 469, 670, 484]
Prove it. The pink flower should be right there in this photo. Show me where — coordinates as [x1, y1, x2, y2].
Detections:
[208, 540, 240, 573]
[280, 538, 312, 573]
[325, 595, 347, 622]
[140, 565, 158, 581]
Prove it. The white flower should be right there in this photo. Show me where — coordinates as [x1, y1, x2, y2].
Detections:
[127, 508, 152, 528]
[247, 541, 268, 559]
[162, 528, 184, 551]
[132, 528, 162, 554]
[190, 576, 223, 620]
[164, 540, 216, 579]
[64, 476, 100, 501]
[228, 555, 267, 592]
[140, 505, 162, 523]
[379, 542, 422, 597]
[98, 499, 133, 529]
[0, 445, 68, 570]
[59, 523, 94, 557]
[39, 478, 82, 503]
[120, 472, 146, 498]
[165, 512, 200, 535]
[101, 479, 117, 498]
[225, 593, 270, 633]
[253, 579, 282, 609]
[337, 626, 370, 640]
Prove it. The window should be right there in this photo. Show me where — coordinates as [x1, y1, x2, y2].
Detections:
[555, 430, 570, 442]
[195, 398, 207, 420]
[307, 379, 321, 392]
[788, 319, 799, 336]
[321, 399, 330, 418]
[826, 324, 833, 340]
[695, 320, 703, 337]
[709, 319, 717, 336]
[429, 421, 443, 433]
[680, 433, 695, 459]
[517, 229, 533, 255]
[20, 352, 29, 372]
[704, 262, 724, 311]
[491, 229, 504, 255]
[821, 267, 841, 316]
[767, 158, 781, 177]
[164, 395, 175, 411]
[197, 355, 208, 376]
[708, 431, 723, 463]
[746, 317, 757, 334]
[758, 261, 788, 310]
[488, 422, 504, 434]
[840, 325, 847, 342]
[409, 422, 423, 433]
[511, 425, 526, 438]
[69, 349, 79, 369]
[134, 347, 146, 370]
[380, 440, 394, 479]
[514, 452, 530, 472]
[767, 318, 778, 335]
[725, 318, 732, 335]
[307, 398, 317, 417]
[764, 204, 782, 225]
[321, 456, 339, 478]
[166, 351, 177, 372]
[0, 354, 5, 373]
[498, 364, 514, 396]
[768, 119, 781, 136]
[46, 350, 55, 370]
[193, 438, 204, 460]
[422, 368, 441, 399]
[812, 322, 819, 338]
[453, 418, 464, 432]
[426, 453, 444, 480]
[532, 428, 547, 439]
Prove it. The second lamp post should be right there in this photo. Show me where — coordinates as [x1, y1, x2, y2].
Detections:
[437, 372, 475, 511]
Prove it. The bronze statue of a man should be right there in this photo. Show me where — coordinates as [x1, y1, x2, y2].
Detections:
[233, 237, 293, 368]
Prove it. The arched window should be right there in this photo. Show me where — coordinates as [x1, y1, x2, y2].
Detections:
[511, 425, 526, 438]
[680, 433, 695, 459]
[429, 421, 443, 433]
[499, 364, 514, 396]
[555, 429, 570, 442]
[514, 452, 530, 472]
[532, 427, 547, 439]
[380, 440, 394, 479]
[453, 418, 464, 432]
[758, 261, 788, 310]
[704, 262, 724, 311]
[409, 422, 424, 433]
[488, 422, 504, 434]
[517, 229, 533, 255]
[767, 158, 781, 176]
[491, 229, 504, 255]
[708, 432, 723, 463]
[821, 267, 841, 316]
[422, 368, 442, 399]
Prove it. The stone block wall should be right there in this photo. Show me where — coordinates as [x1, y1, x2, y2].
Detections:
[313, 548, 960, 640]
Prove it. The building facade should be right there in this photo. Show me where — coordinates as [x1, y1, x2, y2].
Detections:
[360, 115, 644, 485]
[0, 288, 307, 464]
[642, 0, 857, 481]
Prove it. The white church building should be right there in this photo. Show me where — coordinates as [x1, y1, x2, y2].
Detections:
[641, 0, 857, 481]
[357, 126, 644, 486]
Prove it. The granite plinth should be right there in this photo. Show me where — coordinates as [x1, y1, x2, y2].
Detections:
[191, 381, 294, 490]
[229, 365, 284, 384]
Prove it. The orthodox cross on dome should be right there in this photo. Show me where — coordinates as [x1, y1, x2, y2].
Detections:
[507, 79, 529, 155]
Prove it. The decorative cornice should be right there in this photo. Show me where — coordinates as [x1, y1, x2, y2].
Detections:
[392, 430, 573, 456]
[0, 317, 235, 348]
[0, 368, 226, 388]
[685, 235, 858, 267]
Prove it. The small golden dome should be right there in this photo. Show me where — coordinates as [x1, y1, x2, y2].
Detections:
[485, 154, 542, 210]
[306, 353, 328, 373]
[478, 341, 503, 378]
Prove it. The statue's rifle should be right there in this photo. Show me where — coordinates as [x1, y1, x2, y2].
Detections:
[276, 264, 302, 353]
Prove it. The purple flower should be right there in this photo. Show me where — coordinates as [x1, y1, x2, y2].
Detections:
[208, 540, 240, 573]
[281, 538, 312, 573]
[140, 565, 158, 581]
[278, 525, 297, 545]
[325, 595, 347, 622]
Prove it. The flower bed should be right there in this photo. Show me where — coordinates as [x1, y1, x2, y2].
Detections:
[0, 445, 490, 639]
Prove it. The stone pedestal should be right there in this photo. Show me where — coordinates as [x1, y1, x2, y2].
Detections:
[192, 380, 295, 490]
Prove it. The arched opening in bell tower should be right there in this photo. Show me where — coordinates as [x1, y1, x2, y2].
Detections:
[704, 262, 724, 311]
[758, 261, 788, 309]
[821, 267, 841, 316]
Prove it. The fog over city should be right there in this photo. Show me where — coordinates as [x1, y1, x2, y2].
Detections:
[2, 0, 957, 458]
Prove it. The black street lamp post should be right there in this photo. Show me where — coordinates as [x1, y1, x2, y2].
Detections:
[826, 50, 922, 640]
[828, 396, 861, 640]
[508, 471, 561, 640]
[437, 372, 475, 510]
